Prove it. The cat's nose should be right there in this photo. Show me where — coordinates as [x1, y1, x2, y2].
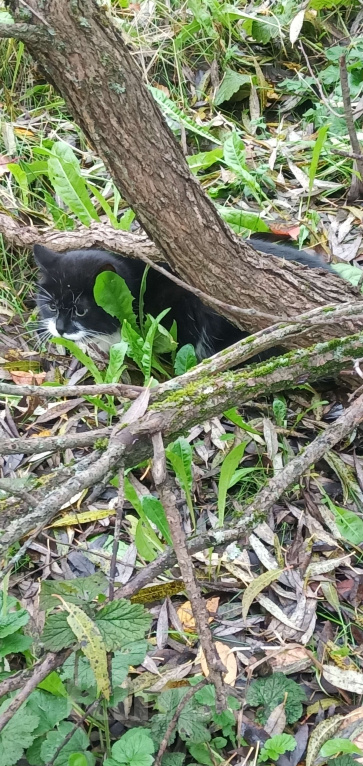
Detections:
[56, 316, 66, 335]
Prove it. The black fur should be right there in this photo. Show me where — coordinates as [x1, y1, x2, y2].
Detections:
[34, 239, 332, 359]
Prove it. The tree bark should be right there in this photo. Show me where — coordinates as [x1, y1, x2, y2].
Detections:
[2, 1, 360, 337]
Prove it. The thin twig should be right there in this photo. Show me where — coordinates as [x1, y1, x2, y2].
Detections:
[154, 680, 207, 766]
[0, 381, 143, 399]
[108, 463, 125, 601]
[44, 700, 100, 766]
[0, 650, 73, 733]
[299, 42, 342, 118]
[0, 426, 113, 456]
[152, 432, 227, 712]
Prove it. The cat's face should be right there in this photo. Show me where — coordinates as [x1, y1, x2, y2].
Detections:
[34, 245, 121, 350]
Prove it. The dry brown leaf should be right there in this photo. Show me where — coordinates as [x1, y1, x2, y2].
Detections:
[177, 597, 219, 632]
[265, 701, 286, 736]
[269, 646, 311, 674]
[200, 641, 237, 686]
[323, 665, 363, 694]
[10, 370, 46, 385]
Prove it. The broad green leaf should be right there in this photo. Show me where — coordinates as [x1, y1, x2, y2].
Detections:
[149, 86, 221, 144]
[331, 504, 363, 545]
[47, 142, 99, 226]
[260, 734, 297, 762]
[0, 699, 39, 766]
[174, 344, 197, 375]
[69, 755, 90, 766]
[40, 721, 95, 766]
[218, 442, 247, 525]
[0, 605, 29, 638]
[143, 315, 177, 356]
[118, 208, 135, 231]
[215, 69, 251, 105]
[104, 727, 155, 766]
[223, 132, 246, 174]
[153, 688, 211, 744]
[135, 519, 161, 561]
[0, 10, 14, 23]
[42, 612, 75, 651]
[332, 262, 363, 287]
[94, 271, 138, 330]
[0, 630, 32, 657]
[122, 320, 146, 373]
[105, 340, 128, 383]
[246, 672, 306, 724]
[27, 690, 71, 736]
[40, 573, 108, 611]
[188, 743, 214, 766]
[320, 739, 363, 758]
[309, 124, 329, 192]
[187, 148, 224, 173]
[61, 640, 148, 691]
[7, 162, 29, 204]
[217, 206, 269, 234]
[95, 599, 151, 651]
[224, 408, 260, 435]
[141, 495, 172, 545]
[56, 597, 110, 699]
[52, 337, 104, 384]
[37, 670, 68, 697]
[142, 308, 170, 383]
[242, 569, 284, 619]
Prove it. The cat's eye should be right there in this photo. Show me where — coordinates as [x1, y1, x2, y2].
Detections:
[75, 306, 87, 317]
[49, 303, 57, 312]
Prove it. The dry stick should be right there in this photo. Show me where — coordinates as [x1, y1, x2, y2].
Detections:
[152, 432, 227, 712]
[331, 148, 363, 160]
[339, 54, 363, 183]
[0, 381, 142, 399]
[118, 391, 363, 600]
[0, 649, 73, 734]
[0, 427, 113, 457]
[44, 700, 100, 766]
[154, 679, 208, 766]
[299, 42, 342, 118]
[2, 393, 362, 721]
[0, 478, 35, 506]
[2, 330, 363, 559]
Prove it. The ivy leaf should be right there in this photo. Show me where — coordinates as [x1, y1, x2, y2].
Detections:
[174, 344, 197, 376]
[0, 699, 39, 766]
[246, 672, 306, 724]
[95, 600, 151, 651]
[259, 734, 297, 762]
[40, 721, 95, 766]
[104, 728, 155, 766]
[41, 612, 75, 651]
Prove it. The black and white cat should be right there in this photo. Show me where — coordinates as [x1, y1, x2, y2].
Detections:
[34, 238, 332, 360]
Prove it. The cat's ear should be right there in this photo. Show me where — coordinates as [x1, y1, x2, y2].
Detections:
[96, 263, 116, 276]
[33, 245, 59, 271]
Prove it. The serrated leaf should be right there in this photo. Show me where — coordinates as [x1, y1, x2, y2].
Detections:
[94, 272, 138, 331]
[242, 569, 283, 619]
[41, 612, 75, 651]
[174, 344, 197, 375]
[40, 573, 108, 611]
[260, 733, 296, 762]
[0, 699, 39, 766]
[104, 727, 155, 766]
[48, 142, 99, 226]
[27, 690, 71, 736]
[215, 69, 251, 105]
[95, 599, 151, 651]
[246, 672, 306, 724]
[40, 721, 95, 766]
[56, 597, 110, 699]
[0, 630, 32, 656]
[306, 715, 343, 766]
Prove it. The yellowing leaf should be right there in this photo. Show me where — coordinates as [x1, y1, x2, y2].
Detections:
[54, 596, 110, 699]
[50, 508, 115, 528]
[177, 598, 219, 632]
[242, 568, 284, 619]
[200, 641, 237, 686]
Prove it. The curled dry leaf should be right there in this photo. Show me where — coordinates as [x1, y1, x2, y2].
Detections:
[323, 665, 363, 694]
[242, 568, 284, 619]
[200, 640, 237, 686]
[265, 701, 287, 736]
[10, 370, 46, 385]
[268, 646, 312, 674]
